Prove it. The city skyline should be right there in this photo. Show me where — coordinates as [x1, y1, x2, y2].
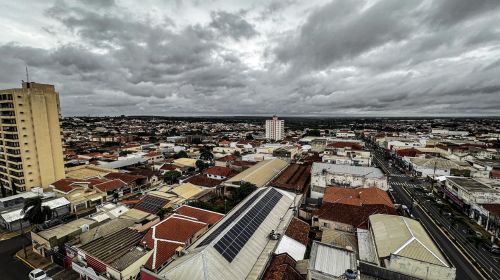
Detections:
[1, 0, 500, 117]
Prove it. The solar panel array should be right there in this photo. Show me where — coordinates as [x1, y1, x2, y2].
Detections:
[197, 188, 266, 248]
[214, 188, 283, 262]
[134, 195, 168, 214]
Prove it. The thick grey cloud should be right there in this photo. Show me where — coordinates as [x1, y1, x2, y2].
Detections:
[0, 0, 499, 116]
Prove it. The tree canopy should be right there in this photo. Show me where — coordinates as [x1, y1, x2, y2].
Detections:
[23, 197, 53, 226]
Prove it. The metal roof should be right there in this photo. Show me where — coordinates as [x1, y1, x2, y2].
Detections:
[309, 241, 357, 277]
[225, 159, 289, 188]
[369, 214, 449, 267]
[311, 162, 385, 178]
[157, 187, 300, 280]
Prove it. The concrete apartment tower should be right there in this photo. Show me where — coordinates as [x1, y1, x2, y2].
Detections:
[265, 115, 284, 141]
[0, 82, 65, 195]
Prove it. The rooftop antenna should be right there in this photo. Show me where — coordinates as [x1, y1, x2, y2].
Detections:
[25, 65, 30, 83]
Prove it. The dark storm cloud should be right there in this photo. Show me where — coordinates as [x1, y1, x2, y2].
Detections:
[209, 10, 258, 40]
[0, 0, 499, 116]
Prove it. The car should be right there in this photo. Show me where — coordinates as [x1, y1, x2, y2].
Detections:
[29, 269, 52, 280]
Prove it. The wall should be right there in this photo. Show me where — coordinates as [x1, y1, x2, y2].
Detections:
[388, 255, 456, 280]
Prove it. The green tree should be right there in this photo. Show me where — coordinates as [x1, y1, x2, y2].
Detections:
[231, 182, 257, 205]
[174, 150, 188, 159]
[22, 197, 53, 229]
[196, 160, 207, 171]
[245, 134, 254, 140]
[233, 150, 241, 157]
[199, 146, 214, 161]
[164, 171, 182, 184]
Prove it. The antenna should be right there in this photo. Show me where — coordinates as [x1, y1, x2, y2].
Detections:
[25, 65, 30, 83]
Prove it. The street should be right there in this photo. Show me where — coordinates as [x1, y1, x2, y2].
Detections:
[367, 142, 497, 280]
[0, 235, 32, 280]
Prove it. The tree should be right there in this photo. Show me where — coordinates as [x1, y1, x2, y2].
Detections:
[196, 160, 207, 171]
[233, 150, 241, 157]
[164, 171, 181, 184]
[232, 182, 257, 204]
[245, 134, 254, 140]
[174, 150, 188, 159]
[22, 197, 53, 229]
[199, 146, 214, 161]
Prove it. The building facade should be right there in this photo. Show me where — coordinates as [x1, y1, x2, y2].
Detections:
[0, 82, 65, 194]
[265, 116, 284, 141]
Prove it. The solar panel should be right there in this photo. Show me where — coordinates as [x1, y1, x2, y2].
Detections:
[214, 188, 283, 262]
[135, 195, 167, 214]
[197, 188, 267, 247]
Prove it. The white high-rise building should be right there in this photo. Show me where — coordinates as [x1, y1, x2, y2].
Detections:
[265, 116, 284, 141]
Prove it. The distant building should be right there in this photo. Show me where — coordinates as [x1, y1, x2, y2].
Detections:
[265, 115, 284, 141]
[0, 82, 65, 194]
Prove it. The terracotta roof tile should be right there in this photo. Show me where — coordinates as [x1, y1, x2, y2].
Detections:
[104, 172, 143, 184]
[271, 164, 310, 193]
[285, 218, 310, 246]
[184, 174, 222, 188]
[203, 166, 235, 177]
[323, 187, 394, 208]
[175, 205, 224, 226]
[262, 253, 304, 280]
[94, 179, 127, 192]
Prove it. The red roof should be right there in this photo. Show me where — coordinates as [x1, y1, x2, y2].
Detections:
[51, 179, 84, 193]
[327, 142, 363, 150]
[184, 174, 222, 188]
[94, 179, 127, 192]
[491, 169, 500, 179]
[217, 155, 237, 162]
[481, 204, 500, 216]
[261, 253, 304, 280]
[203, 166, 235, 177]
[323, 187, 394, 208]
[396, 148, 421, 157]
[141, 214, 207, 270]
[271, 164, 310, 193]
[285, 218, 310, 246]
[104, 172, 143, 184]
[175, 205, 224, 226]
[160, 164, 178, 171]
[316, 203, 396, 229]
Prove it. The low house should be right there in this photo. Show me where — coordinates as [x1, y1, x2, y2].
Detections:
[51, 179, 107, 213]
[308, 241, 357, 280]
[270, 164, 311, 195]
[203, 166, 235, 180]
[261, 253, 305, 280]
[314, 187, 396, 232]
[223, 159, 288, 190]
[310, 163, 388, 199]
[274, 217, 310, 261]
[72, 228, 152, 280]
[363, 214, 456, 280]
[0, 197, 71, 231]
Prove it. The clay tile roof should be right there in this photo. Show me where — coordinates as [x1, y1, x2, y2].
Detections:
[174, 205, 224, 226]
[160, 164, 178, 171]
[94, 179, 127, 192]
[327, 142, 363, 150]
[481, 204, 500, 216]
[217, 155, 237, 162]
[203, 166, 235, 177]
[285, 218, 310, 246]
[271, 164, 310, 193]
[51, 179, 84, 193]
[104, 172, 143, 184]
[262, 253, 305, 280]
[184, 174, 222, 188]
[141, 214, 208, 270]
[323, 187, 394, 208]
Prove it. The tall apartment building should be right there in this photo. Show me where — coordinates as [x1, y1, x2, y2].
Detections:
[265, 115, 284, 141]
[0, 82, 65, 196]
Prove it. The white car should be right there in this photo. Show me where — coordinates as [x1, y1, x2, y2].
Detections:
[29, 269, 52, 280]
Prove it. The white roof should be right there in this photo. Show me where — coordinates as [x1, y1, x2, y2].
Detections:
[309, 241, 356, 277]
[311, 162, 385, 178]
[0, 197, 70, 223]
[274, 235, 306, 261]
[158, 187, 300, 280]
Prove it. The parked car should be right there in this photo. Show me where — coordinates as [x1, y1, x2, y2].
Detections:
[29, 269, 52, 280]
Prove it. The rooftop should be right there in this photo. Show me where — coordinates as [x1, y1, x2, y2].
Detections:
[309, 241, 357, 278]
[369, 214, 450, 267]
[174, 205, 224, 226]
[270, 164, 310, 193]
[225, 159, 289, 188]
[311, 163, 385, 178]
[323, 187, 394, 208]
[447, 177, 499, 193]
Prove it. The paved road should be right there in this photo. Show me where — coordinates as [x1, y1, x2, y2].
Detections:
[0, 235, 32, 280]
[364, 141, 493, 279]
[388, 176, 486, 280]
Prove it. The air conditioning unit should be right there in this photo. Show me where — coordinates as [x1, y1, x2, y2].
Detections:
[175, 246, 185, 257]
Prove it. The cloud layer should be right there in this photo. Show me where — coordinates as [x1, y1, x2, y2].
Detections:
[0, 0, 499, 116]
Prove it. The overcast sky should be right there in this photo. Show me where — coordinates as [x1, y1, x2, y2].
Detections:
[1, 0, 500, 116]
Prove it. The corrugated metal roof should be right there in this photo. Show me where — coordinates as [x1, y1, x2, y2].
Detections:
[157, 187, 300, 280]
[311, 162, 385, 178]
[309, 241, 356, 277]
[225, 159, 289, 188]
[369, 214, 449, 267]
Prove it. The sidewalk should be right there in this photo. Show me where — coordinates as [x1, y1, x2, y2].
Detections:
[15, 245, 52, 270]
